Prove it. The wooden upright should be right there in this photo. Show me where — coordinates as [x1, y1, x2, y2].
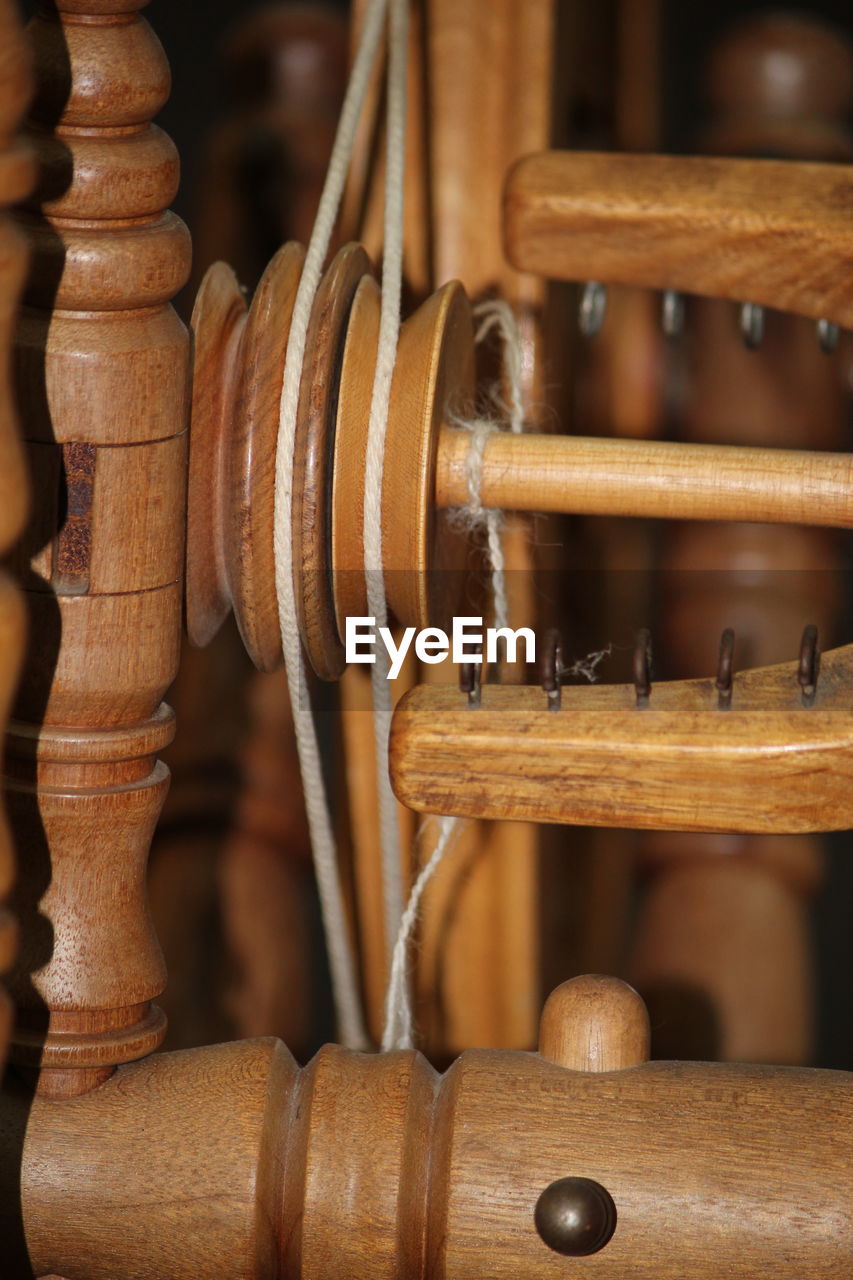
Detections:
[5, 0, 189, 1096]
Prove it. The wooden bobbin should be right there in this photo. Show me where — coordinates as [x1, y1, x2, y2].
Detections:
[188, 242, 476, 680]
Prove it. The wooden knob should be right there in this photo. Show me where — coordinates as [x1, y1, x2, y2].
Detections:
[538, 974, 650, 1071]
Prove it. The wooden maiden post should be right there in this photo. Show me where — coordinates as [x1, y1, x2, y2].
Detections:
[5, 0, 189, 1096]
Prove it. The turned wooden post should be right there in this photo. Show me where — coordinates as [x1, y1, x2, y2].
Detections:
[4, 0, 189, 1096]
[0, 0, 33, 1072]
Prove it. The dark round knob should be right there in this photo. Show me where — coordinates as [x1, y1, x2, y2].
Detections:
[534, 1176, 617, 1257]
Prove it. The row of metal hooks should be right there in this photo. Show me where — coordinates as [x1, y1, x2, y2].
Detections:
[578, 281, 841, 353]
[459, 623, 821, 711]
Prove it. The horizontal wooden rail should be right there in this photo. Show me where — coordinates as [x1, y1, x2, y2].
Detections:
[436, 427, 853, 527]
[391, 645, 853, 834]
[504, 151, 853, 327]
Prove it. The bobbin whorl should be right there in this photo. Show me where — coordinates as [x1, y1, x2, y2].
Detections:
[187, 241, 477, 678]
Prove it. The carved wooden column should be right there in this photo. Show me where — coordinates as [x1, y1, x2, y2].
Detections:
[0, 0, 33, 1071]
[5, 0, 189, 1095]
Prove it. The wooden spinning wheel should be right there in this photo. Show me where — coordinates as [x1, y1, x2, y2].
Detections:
[0, 1, 851, 1276]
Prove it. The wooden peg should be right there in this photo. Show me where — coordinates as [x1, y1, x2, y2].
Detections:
[704, 13, 853, 160]
[539, 975, 650, 1071]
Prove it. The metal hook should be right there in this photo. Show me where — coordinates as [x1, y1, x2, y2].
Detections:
[661, 289, 685, 339]
[740, 302, 765, 350]
[633, 628, 652, 709]
[459, 661, 482, 709]
[716, 628, 734, 710]
[798, 625, 820, 707]
[817, 319, 840, 355]
[579, 282, 607, 338]
[540, 628, 563, 712]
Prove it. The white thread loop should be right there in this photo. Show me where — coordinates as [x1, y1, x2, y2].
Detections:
[381, 815, 459, 1052]
[363, 0, 410, 971]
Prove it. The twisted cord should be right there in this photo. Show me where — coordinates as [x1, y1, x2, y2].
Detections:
[381, 299, 528, 1050]
[272, 0, 392, 1051]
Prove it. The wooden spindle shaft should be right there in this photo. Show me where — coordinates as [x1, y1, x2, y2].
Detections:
[0, 0, 33, 1071]
[7, 1007, 850, 1279]
[436, 428, 853, 528]
[5, 0, 189, 1096]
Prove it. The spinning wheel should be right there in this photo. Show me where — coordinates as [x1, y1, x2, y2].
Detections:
[0, 0, 851, 1275]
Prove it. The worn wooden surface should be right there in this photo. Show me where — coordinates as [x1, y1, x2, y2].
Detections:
[392, 645, 853, 833]
[6, 978, 851, 1278]
[505, 151, 853, 326]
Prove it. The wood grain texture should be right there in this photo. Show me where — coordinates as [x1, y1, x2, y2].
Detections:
[8, 1021, 851, 1278]
[293, 242, 370, 678]
[437, 427, 853, 527]
[5, 0, 188, 1093]
[539, 975, 650, 1071]
[186, 260, 247, 647]
[413, 0, 555, 1056]
[391, 644, 853, 834]
[505, 151, 853, 326]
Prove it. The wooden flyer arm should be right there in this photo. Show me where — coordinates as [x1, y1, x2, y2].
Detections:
[6, 976, 851, 1279]
[390, 644, 853, 834]
[503, 151, 853, 327]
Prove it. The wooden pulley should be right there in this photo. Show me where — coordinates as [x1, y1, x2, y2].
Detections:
[186, 240, 475, 679]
